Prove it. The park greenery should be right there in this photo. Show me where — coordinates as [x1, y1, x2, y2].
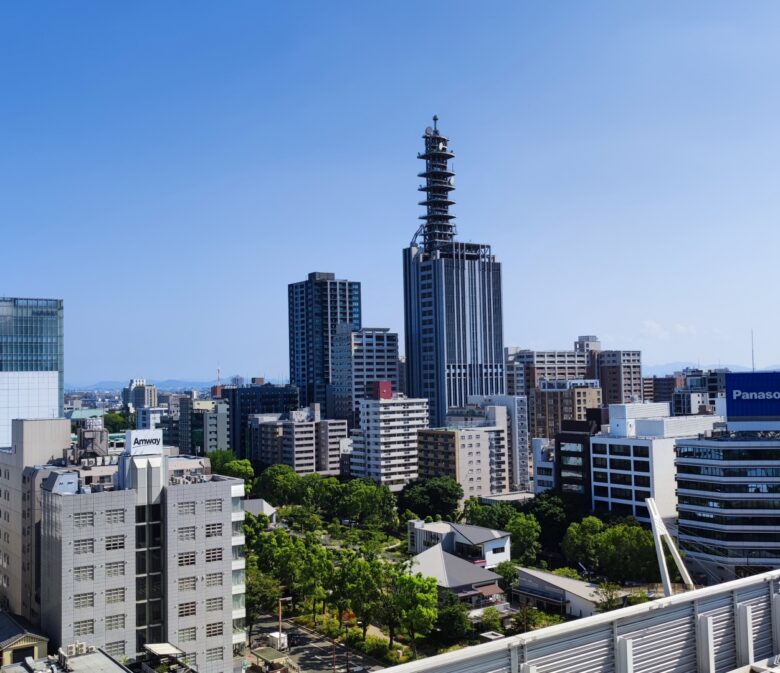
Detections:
[203, 458, 666, 662]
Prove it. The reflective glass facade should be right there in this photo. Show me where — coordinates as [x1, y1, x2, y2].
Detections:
[0, 297, 64, 446]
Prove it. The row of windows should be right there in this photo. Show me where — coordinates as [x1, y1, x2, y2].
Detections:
[677, 446, 780, 461]
[73, 509, 125, 527]
[677, 480, 780, 494]
[74, 536, 125, 553]
[177, 549, 224, 566]
[592, 444, 650, 458]
[677, 465, 780, 478]
[73, 614, 125, 635]
[177, 523, 223, 541]
[679, 509, 780, 527]
[679, 496, 780, 510]
[178, 499, 224, 515]
[74, 588, 125, 607]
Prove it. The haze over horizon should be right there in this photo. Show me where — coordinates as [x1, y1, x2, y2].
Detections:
[4, 2, 780, 383]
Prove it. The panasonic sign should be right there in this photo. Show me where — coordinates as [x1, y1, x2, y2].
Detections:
[725, 372, 780, 421]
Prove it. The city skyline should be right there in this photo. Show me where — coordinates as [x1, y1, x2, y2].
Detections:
[5, 3, 780, 382]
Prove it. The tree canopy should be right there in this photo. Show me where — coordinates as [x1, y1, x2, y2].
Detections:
[397, 477, 463, 521]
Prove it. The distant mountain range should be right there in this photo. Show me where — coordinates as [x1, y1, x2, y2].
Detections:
[68, 364, 780, 392]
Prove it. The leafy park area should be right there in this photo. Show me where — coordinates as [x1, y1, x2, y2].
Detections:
[206, 452, 668, 663]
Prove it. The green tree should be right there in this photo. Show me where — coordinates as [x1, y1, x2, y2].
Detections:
[594, 523, 658, 583]
[508, 604, 541, 634]
[506, 513, 541, 566]
[435, 592, 472, 643]
[479, 607, 502, 633]
[561, 516, 604, 571]
[523, 493, 568, 553]
[462, 498, 517, 529]
[347, 557, 382, 640]
[594, 581, 623, 613]
[255, 464, 301, 506]
[104, 411, 133, 433]
[551, 567, 581, 579]
[376, 561, 406, 648]
[494, 560, 518, 593]
[396, 572, 438, 658]
[221, 459, 254, 484]
[245, 555, 281, 637]
[398, 477, 463, 520]
[207, 449, 236, 474]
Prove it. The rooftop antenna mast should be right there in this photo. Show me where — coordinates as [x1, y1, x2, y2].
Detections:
[751, 329, 755, 371]
[217, 367, 221, 386]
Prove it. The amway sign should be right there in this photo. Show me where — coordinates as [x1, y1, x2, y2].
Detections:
[726, 372, 780, 421]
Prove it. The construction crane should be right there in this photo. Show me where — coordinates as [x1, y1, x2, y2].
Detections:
[645, 497, 695, 597]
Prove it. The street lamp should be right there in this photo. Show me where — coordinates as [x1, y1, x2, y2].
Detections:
[278, 596, 292, 649]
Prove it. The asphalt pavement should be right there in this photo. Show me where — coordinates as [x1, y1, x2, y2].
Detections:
[250, 615, 385, 673]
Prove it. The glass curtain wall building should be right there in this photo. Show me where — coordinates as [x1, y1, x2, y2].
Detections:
[0, 297, 64, 447]
[403, 118, 504, 427]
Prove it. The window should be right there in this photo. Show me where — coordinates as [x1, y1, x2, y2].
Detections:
[106, 509, 125, 524]
[106, 614, 125, 630]
[178, 552, 196, 567]
[206, 647, 224, 663]
[73, 619, 94, 636]
[178, 527, 196, 542]
[205, 523, 222, 538]
[206, 499, 223, 512]
[74, 512, 94, 527]
[106, 588, 125, 604]
[232, 569, 245, 586]
[105, 535, 125, 550]
[179, 576, 197, 591]
[206, 597, 223, 612]
[492, 546, 505, 554]
[178, 501, 196, 515]
[179, 602, 197, 617]
[106, 561, 125, 577]
[205, 548, 223, 563]
[179, 627, 197, 642]
[73, 566, 94, 582]
[206, 573, 223, 587]
[74, 593, 94, 608]
[74, 539, 94, 554]
[104, 642, 125, 657]
[206, 622, 223, 637]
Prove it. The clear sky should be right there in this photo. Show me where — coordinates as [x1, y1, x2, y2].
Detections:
[3, 2, 780, 385]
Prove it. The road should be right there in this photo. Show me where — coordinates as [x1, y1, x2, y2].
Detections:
[249, 615, 385, 673]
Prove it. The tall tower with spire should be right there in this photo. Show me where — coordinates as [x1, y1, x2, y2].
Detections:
[403, 118, 505, 427]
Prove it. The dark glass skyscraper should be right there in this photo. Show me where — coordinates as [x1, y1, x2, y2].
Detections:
[403, 118, 504, 427]
[0, 297, 64, 446]
[288, 272, 361, 413]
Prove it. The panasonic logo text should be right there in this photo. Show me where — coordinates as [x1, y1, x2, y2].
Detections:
[732, 390, 780, 400]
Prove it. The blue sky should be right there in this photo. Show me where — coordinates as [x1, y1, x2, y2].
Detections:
[3, 2, 780, 384]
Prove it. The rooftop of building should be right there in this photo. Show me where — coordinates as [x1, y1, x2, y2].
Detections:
[516, 567, 628, 604]
[478, 491, 536, 504]
[411, 544, 500, 589]
[0, 612, 48, 649]
[411, 520, 509, 544]
[2, 649, 130, 673]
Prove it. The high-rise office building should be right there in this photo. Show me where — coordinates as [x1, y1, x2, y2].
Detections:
[288, 272, 361, 413]
[590, 350, 642, 405]
[0, 423, 245, 673]
[328, 325, 399, 427]
[350, 386, 428, 491]
[403, 118, 504, 427]
[217, 382, 299, 458]
[504, 347, 587, 397]
[0, 297, 64, 448]
[178, 398, 230, 455]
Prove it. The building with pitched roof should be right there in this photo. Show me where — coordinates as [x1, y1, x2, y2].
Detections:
[407, 520, 510, 569]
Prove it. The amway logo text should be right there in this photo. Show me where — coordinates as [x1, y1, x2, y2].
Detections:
[133, 438, 160, 446]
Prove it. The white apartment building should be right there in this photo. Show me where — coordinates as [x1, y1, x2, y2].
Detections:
[532, 438, 555, 493]
[350, 393, 428, 491]
[328, 325, 400, 427]
[0, 422, 245, 673]
[590, 403, 722, 521]
[467, 395, 530, 491]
